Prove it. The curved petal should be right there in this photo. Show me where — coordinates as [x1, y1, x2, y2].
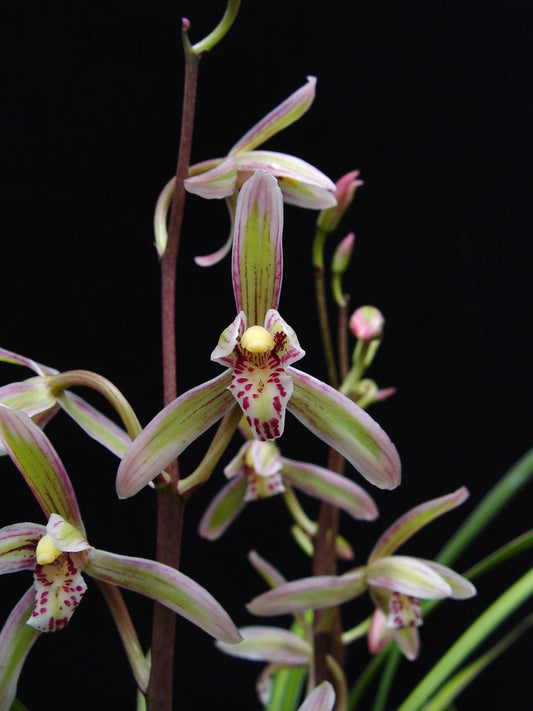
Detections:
[236, 151, 335, 190]
[216, 626, 311, 665]
[281, 458, 378, 521]
[368, 487, 469, 562]
[46, 514, 90, 553]
[393, 625, 421, 661]
[298, 682, 336, 711]
[86, 548, 241, 644]
[198, 473, 247, 540]
[184, 157, 238, 199]
[116, 370, 234, 499]
[366, 556, 452, 600]
[279, 179, 337, 209]
[229, 76, 316, 155]
[232, 170, 283, 325]
[0, 522, 45, 574]
[0, 377, 56, 417]
[248, 550, 287, 588]
[247, 569, 366, 616]
[0, 587, 41, 710]
[0, 406, 85, 533]
[423, 560, 476, 599]
[264, 310, 306, 366]
[287, 368, 401, 490]
[195, 192, 238, 267]
[0, 347, 58, 377]
[211, 312, 246, 367]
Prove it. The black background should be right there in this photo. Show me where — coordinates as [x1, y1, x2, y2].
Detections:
[2, 1, 532, 709]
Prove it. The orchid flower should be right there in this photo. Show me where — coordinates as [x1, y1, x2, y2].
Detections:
[247, 487, 476, 661]
[0, 405, 240, 708]
[0, 347, 131, 459]
[117, 171, 401, 499]
[199, 439, 378, 541]
[157, 76, 336, 265]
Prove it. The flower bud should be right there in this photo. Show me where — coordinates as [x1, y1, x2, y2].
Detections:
[316, 170, 364, 233]
[331, 232, 355, 276]
[349, 306, 384, 341]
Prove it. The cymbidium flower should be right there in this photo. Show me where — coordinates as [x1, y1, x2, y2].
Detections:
[199, 439, 378, 540]
[247, 487, 476, 661]
[116, 171, 401, 498]
[0, 405, 240, 708]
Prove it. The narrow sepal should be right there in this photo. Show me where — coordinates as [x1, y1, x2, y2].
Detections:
[366, 556, 453, 599]
[0, 377, 56, 417]
[280, 458, 379, 520]
[368, 487, 469, 562]
[236, 151, 336, 190]
[184, 157, 237, 199]
[298, 682, 336, 711]
[229, 76, 316, 155]
[86, 548, 241, 643]
[278, 179, 337, 209]
[423, 560, 476, 599]
[232, 170, 283, 325]
[30, 554, 87, 632]
[288, 367, 401, 490]
[0, 587, 40, 710]
[198, 473, 247, 540]
[248, 550, 287, 588]
[0, 523, 45, 574]
[248, 569, 366, 616]
[216, 626, 311, 664]
[116, 370, 234, 498]
[0, 406, 85, 532]
[0, 347, 57, 377]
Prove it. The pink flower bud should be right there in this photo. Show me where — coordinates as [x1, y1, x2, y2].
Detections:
[316, 170, 364, 233]
[349, 306, 384, 341]
[331, 232, 355, 275]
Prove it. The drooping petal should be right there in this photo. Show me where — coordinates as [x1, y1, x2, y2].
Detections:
[229, 76, 316, 155]
[248, 550, 287, 588]
[116, 370, 234, 499]
[232, 170, 283, 325]
[184, 157, 238, 199]
[278, 179, 338, 209]
[236, 151, 336, 191]
[86, 548, 241, 644]
[0, 406, 85, 533]
[0, 377, 56, 417]
[298, 681, 336, 711]
[248, 569, 366, 617]
[366, 556, 452, 600]
[57, 391, 131, 458]
[198, 473, 247, 540]
[0, 522, 45, 574]
[216, 626, 311, 665]
[0, 587, 40, 710]
[368, 608, 393, 655]
[30, 554, 87, 632]
[45, 514, 91, 554]
[393, 624, 421, 661]
[287, 368, 401, 490]
[280, 458, 379, 521]
[422, 560, 476, 599]
[0, 347, 58, 377]
[368, 487, 469, 562]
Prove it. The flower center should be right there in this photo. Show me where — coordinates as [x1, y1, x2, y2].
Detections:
[240, 326, 274, 354]
[35, 534, 63, 565]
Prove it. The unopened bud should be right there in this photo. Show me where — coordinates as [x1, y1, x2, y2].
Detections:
[316, 171, 364, 233]
[332, 232, 355, 276]
[349, 306, 384, 341]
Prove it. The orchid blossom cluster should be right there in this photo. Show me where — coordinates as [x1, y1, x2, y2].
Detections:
[1, 5, 530, 711]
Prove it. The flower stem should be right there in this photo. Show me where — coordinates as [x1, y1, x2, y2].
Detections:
[312, 226, 339, 389]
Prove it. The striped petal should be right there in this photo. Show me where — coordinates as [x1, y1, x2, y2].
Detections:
[116, 370, 234, 499]
[236, 151, 335, 190]
[229, 76, 316, 155]
[184, 157, 237, 199]
[278, 179, 337, 209]
[298, 682, 336, 711]
[0, 377, 56, 417]
[232, 170, 283, 326]
[366, 556, 452, 600]
[423, 560, 476, 599]
[0, 522, 45, 574]
[198, 473, 247, 540]
[86, 548, 241, 644]
[216, 626, 311, 665]
[287, 367, 401, 490]
[0, 347, 57, 377]
[0, 406, 84, 533]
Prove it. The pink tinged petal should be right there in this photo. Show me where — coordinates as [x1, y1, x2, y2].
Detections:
[386, 592, 423, 630]
[211, 312, 246, 367]
[0, 347, 58, 377]
[248, 550, 287, 588]
[46, 514, 91, 554]
[232, 171, 283, 325]
[216, 626, 311, 665]
[228, 76, 317, 155]
[278, 179, 338, 210]
[280, 458, 379, 521]
[0, 406, 85, 533]
[368, 487, 469, 563]
[198, 473, 247, 541]
[287, 368, 401, 490]
[0, 523, 45, 573]
[0, 377, 56, 417]
[423, 561, 476, 599]
[29, 554, 87, 632]
[0, 587, 40, 710]
[298, 681, 336, 711]
[195, 192, 238, 267]
[57, 391, 131, 458]
[183, 157, 238, 199]
[264, 310, 306, 366]
[116, 370, 234, 499]
[366, 556, 452, 600]
[224, 441, 283, 480]
[247, 569, 366, 616]
[394, 625, 421, 661]
[236, 151, 336, 190]
[85, 548, 241, 644]
[368, 608, 393, 656]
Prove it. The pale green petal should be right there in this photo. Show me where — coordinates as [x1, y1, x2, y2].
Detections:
[0, 377, 56, 417]
[236, 151, 335, 190]
[46, 514, 90, 553]
[116, 370, 234, 499]
[288, 367, 401, 490]
[368, 487, 469, 563]
[216, 626, 311, 664]
[423, 560, 476, 599]
[279, 178, 338, 209]
[298, 681, 336, 711]
[198, 473, 247, 540]
[366, 556, 452, 600]
[0, 523, 45, 574]
[184, 157, 237, 199]
[0, 588, 40, 710]
[86, 548, 241, 644]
